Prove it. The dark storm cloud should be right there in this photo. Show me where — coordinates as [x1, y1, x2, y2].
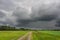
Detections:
[0, 0, 60, 29]
[16, 19, 32, 26]
[34, 14, 58, 21]
[15, 14, 58, 26]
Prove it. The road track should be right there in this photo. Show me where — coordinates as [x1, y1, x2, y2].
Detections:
[18, 31, 32, 40]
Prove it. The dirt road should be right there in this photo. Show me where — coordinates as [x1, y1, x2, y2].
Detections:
[18, 32, 32, 40]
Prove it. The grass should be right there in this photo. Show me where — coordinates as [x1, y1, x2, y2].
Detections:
[41, 31, 60, 35]
[0, 31, 28, 40]
[32, 31, 60, 40]
[0, 31, 60, 40]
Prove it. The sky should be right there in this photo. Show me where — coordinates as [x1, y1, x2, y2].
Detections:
[0, 0, 60, 29]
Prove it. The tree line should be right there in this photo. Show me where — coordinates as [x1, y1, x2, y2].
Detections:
[0, 25, 60, 31]
[0, 25, 32, 31]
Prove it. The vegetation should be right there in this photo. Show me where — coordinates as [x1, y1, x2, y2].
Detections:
[0, 25, 16, 30]
[0, 31, 28, 40]
[0, 31, 60, 40]
[32, 31, 60, 40]
[0, 25, 60, 40]
[0, 25, 32, 31]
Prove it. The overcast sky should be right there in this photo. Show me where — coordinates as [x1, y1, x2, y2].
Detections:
[0, 0, 60, 29]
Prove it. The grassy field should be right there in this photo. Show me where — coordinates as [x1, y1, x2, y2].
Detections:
[0, 31, 28, 40]
[0, 31, 60, 40]
[32, 31, 60, 40]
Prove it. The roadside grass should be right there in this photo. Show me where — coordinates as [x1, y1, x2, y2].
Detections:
[32, 31, 60, 40]
[0, 31, 28, 40]
[40, 31, 60, 35]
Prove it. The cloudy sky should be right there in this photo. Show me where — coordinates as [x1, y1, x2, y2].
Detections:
[0, 0, 60, 29]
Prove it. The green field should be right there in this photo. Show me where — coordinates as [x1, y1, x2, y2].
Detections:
[0, 31, 60, 40]
[0, 31, 28, 40]
[32, 31, 60, 40]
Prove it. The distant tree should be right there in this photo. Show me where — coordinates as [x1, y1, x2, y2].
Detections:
[0, 25, 16, 30]
[20, 28, 25, 30]
[0, 26, 7, 30]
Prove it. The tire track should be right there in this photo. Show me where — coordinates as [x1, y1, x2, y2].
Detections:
[18, 31, 32, 40]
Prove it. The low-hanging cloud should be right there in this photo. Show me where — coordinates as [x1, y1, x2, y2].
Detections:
[34, 14, 58, 21]
[15, 13, 58, 26]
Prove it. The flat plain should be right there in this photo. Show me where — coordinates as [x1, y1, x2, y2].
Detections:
[0, 31, 28, 40]
[0, 31, 60, 40]
[32, 31, 60, 40]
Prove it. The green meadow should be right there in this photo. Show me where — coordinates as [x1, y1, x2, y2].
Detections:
[0, 31, 28, 40]
[32, 31, 60, 40]
[0, 31, 60, 40]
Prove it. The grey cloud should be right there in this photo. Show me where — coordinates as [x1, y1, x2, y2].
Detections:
[55, 19, 60, 27]
[13, 0, 59, 26]
[0, 0, 60, 29]
[15, 14, 58, 26]
[0, 0, 16, 11]
[34, 14, 58, 21]
[16, 19, 32, 26]
[13, 7, 30, 20]
[0, 11, 6, 18]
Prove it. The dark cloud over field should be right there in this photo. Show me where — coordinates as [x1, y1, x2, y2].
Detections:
[0, 0, 60, 29]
